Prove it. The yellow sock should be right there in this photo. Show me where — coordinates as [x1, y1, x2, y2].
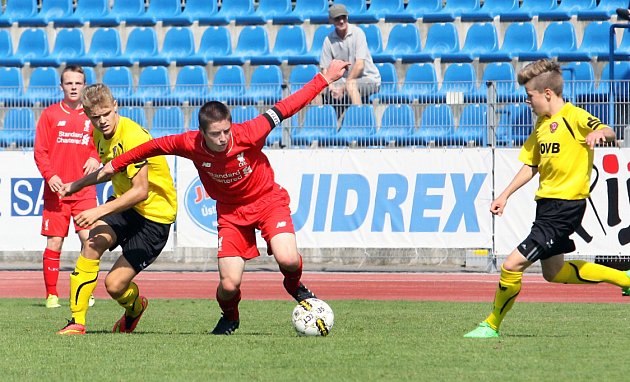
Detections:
[70, 255, 100, 326]
[485, 265, 523, 331]
[115, 282, 143, 318]
[552, 260, 630, 287]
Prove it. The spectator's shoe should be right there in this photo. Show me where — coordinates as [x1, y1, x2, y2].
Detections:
[463, 322, 499, 338]
[46, 294, 61, 308]
[211, 315, 239, 335]
[622, 270, 630, 296]
[291, 282, 317, 302]
[112, 296, 148, 333]
[88, 295, 95, 307]
[617, 8, 630, 21]
[57, 318, 86, 335]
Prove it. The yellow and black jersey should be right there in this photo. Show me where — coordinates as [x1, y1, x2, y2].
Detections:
[519, 102, 606, 200]
[93, 116, 177, 224]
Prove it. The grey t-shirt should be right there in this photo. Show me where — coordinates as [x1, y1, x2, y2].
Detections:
[320, 24, 381, 85]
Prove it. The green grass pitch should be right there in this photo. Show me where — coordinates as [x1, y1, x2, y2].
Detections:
[1, 299, 627, 381]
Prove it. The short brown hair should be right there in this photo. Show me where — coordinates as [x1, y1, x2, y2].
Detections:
[517, 59, 563, 96]
[80, 83, 115, 114]
[60, 65, 86, 85]
[198, 101, 231, 133]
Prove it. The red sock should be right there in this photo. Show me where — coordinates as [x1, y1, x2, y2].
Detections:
[216, 288, 241, 321]
[280, 255, 303, 295]
[43, 248, 61, 296]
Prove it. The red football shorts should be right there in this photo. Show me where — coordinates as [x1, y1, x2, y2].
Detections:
[41, 198, 97, 237]
[216, 185, 295, 259]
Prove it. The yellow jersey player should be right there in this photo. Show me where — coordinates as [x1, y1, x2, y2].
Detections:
[56, 83, 177, 335]
[465, 59, 630, 338]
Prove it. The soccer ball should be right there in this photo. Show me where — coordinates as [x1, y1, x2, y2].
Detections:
[291, 298, 334, 336]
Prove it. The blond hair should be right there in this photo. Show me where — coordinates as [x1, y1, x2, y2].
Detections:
[80, 83, 115, 114]
[517, 59, 563, 96]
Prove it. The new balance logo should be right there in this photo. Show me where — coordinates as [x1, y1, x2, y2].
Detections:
[202, 162, 212, 168]
[276, 221, 287, 228]
[57, 120, 67, 127]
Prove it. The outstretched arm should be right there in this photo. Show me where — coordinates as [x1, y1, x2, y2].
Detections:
[58, 164, 117, 197]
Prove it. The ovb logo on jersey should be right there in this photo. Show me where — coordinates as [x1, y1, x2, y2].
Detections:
[184, 177, 218, 234]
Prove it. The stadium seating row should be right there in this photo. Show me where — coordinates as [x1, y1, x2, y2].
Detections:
[0, 0, 626, 28]
[3, 60, 629, 108]
[3, 19, 630, 70]
[0, 103, 534, 149]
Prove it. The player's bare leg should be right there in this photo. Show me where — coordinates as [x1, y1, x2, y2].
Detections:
[212, 257, 245, 335]
[271, 233, 316, 302]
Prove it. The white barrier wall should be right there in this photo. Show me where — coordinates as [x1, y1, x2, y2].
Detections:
[1, 148, 629, 255]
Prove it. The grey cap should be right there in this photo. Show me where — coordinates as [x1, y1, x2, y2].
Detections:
[329, 4, 348, 19]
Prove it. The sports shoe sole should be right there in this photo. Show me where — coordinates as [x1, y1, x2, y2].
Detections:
[112, 296, 148, 333]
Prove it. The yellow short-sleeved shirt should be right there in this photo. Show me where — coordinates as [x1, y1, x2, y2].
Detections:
[519, 102, 606, 200]
[93, 116, 177, 224]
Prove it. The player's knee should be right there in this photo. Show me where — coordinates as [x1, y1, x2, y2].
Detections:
[104, 276, 127, 298]
[219, 278, 241, 294]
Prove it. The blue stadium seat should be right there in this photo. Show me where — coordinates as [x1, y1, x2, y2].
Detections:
[35, 0, 75, 26]
[251, 25, 307, 65]
[359, 24, 383, 57]
[500, 0, 557, 22]
[151, 107, 185, 138]
[99, 0, 151, 26]
[423, 0, 480, 23]
[73, 28, 124, 67]
[480, 22, 537, 62]
[178, 26, 233, 66]
[231, 105, 259, 123]
[364, 0, 407, 22]
[239, 0, 293, 24]
[437, 63, 477, 102]
[118, 106, 148, 127]
[385, 0, 440, 22]
[597, 61, 630, 103]
[214, 26, 268, 65]
[83, 67, 96, 85]
[277, 0, 328, 24]
[107, 27, 161, 66]
[218, 0, 258, 25]
[398, 63, 439, 103]
[23, 67, 62, 106]
[178, 0, 228, 25]
[244, 65, 283, 105]
[495, 103, 532, 146]
[289, 64, 319, 93]
[2, 0, 40, 27]
[146, 27, 195, 67]
[0, 30, 13, 62]
[0, 28, 49, 67]
[538, 0, 596, 21]
[441, 22, 498, 62]
[413, 23, 459, 62]
[1, 108, 36, 147]
[561, 62, 596, 103]
[0, 67, 24, 106]
[142, 0, 190, 26]
[334, 0, 379, 23]
[578, 0, 627, 21]
[290, 25, 333, 65]
[188, 107, 200, 130]
[54, 0, 111, 27]
[475, 62, 519, 102]
[412, 104, 455, 146]
[519, 21, 577, 62]
[452, 104, 487, 146]
[559, 21, 612, 62]
[374, 104, 416, 146]
[291, 105, 339, 146]
[31, 28, 86, 67]
[337, 105, 377, 146]
[369, 63, 399, 103]
[208, 65, 246, 104]
[102, 66, 134, 105]
[372, 23, 421, 63]
[460, 0, 518, 22]
[266, 126, 285, 147]
[172, 66, 210, 105]
[131, 66, 172, 105]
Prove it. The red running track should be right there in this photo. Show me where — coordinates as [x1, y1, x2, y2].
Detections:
[1, 271, 629, 303]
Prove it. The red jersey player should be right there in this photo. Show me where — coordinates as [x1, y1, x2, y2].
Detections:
[98, 59, 349, 334]
[34, 65, 100, 309]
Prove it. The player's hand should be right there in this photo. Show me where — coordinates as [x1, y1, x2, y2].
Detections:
[100, 161, 116, 177]
[585, 130, 607, 149]
[74, 208, 101, 229]
[48, 175, 63, 194]
[58, 182, 76, 198]
[323, 60, 350, 84]
[490, 197, 507, 216]
[83, 157, 100, 176]
[331, 86, 345, 99]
